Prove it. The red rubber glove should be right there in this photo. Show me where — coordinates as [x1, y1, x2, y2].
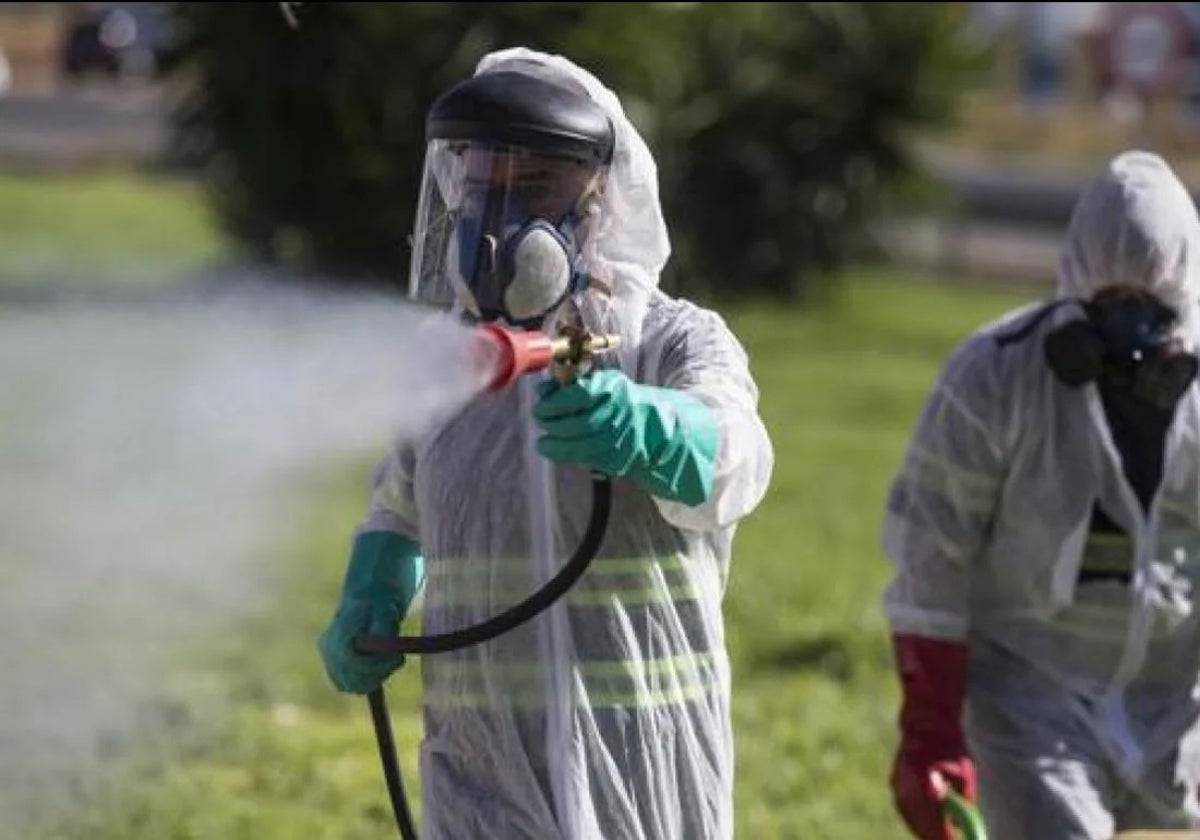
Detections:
[890, 633, 977, 840]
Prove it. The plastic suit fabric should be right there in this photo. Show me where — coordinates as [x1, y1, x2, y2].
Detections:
[881, 149, 1200, 837]
[360, 48, 774, 840]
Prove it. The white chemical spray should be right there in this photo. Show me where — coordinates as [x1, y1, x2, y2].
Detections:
[0, 277, 496, 833]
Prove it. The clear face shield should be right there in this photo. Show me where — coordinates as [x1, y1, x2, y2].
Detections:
[408, 139, 605, 330]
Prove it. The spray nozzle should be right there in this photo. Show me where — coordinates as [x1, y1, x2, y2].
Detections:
[474, 322, 621, 391]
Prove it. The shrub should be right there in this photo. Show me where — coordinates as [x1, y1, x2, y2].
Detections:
[167, 2, 984, 298]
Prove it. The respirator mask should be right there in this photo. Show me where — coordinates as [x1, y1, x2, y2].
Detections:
[407, 70, 614, 330]
[1041, 288, 1198, 409]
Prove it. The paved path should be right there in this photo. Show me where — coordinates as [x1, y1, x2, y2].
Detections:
[0, 86, 167, 168]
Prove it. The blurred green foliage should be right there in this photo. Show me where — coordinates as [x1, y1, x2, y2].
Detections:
[648, 3, 989, 300]
[167, 2, 986, 298]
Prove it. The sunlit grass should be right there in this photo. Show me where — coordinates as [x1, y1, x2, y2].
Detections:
[0, 168, 227, 289]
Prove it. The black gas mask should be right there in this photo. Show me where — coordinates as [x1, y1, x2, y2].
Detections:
[1041, 289, 1198, 409]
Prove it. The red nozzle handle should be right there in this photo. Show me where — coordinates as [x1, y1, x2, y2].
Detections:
[475, 323, 556, 391]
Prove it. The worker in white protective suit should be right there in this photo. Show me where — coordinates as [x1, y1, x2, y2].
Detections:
[882, 148, 1200, 840]
[316, 47, 774, 840]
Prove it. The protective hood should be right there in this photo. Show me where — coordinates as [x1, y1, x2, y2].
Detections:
[1057, 150, 1200, 345]
[472, 48, 671, 375]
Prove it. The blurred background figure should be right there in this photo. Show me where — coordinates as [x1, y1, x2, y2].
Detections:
[964, 2, 1106, 112]
[59, 2, 175, 85]
[884, 149, 1200, 840]
[1018, 3, 1085, 112]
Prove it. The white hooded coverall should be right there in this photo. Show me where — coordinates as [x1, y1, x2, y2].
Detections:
[883, 150, 1200, 838]
[360, 49, 774, 840]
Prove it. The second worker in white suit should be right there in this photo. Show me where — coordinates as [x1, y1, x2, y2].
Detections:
[883, 149, 1200, 839]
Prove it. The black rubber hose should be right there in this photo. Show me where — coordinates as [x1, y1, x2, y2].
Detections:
[367, 687, 419, 840]
[354, 475, 612, 655]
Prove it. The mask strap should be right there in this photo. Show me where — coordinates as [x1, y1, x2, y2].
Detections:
[995, 298, 1087, 348]
[555, 209, 591, 296]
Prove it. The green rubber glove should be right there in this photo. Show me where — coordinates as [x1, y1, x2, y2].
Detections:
[533, 369, 719, 506]
[317, 531, 425, 695]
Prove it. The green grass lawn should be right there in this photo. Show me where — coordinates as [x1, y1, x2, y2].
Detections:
[0, 168, 227, 290]
[28, 262, 1041, 839]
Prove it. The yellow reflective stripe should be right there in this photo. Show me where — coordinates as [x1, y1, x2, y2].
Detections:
[1158, 529, 1199, 548]
[427, 667, 715, 710]
[1152, 531, 1200, 571]
[907, 444, 999, 492]
[1158, 499, 1195, 520]
[905, 445, 996, 512]
[1078, 530, 1200, 574]
[1078, 558, 1131, 575]
[423, 557, 525, 584]
[425, 679, 718, 710]
[423, 554, 700, 607]
[582, 653, 714, 678]
[566, 583, 698, 607]
[424, 653, 718, 708]
[580, 683, 712, 708]
[1080, 533, 1132, 574]
[425, 652, 715, 681]
[589, 555, 688, 574]
[424, 583, 699, 610]
[1056, 603, 1134, 628]
[425, 554, 688, 582]
[1080, 529, 1197, 548]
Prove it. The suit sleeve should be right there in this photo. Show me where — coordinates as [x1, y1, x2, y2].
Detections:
[648, 307, 775, 532]
[882, 347, 1005, 641]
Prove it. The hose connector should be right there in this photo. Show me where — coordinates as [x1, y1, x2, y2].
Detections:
[548, 323, 621, 385]
[475, 323, 621, 391]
